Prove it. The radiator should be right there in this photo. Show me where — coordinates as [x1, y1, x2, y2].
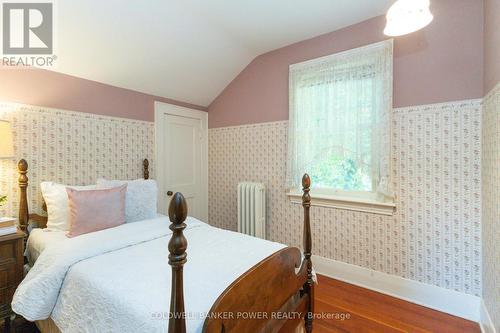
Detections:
[237, 182, 266, 239]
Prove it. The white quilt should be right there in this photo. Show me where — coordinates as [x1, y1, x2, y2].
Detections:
[12, 216, 286, 333]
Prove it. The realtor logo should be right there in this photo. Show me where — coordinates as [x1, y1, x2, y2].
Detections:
[2, 2, 53, 54]
[1, 0, 56, 67]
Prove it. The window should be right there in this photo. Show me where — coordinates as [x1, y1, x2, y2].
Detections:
[286, 40, 395, 214]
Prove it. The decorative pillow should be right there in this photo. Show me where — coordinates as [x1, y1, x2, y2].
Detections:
[66, 185, 127, 238]
[96, 178, 158, 223]
[40, 182, 97, 231]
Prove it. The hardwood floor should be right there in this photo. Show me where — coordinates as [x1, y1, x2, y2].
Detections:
[4, 274, 481, 332]
[314, 274, 480, 333]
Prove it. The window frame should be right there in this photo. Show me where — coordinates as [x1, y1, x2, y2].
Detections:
[286, 40, 395, 215]
[286, 188, 396, 215]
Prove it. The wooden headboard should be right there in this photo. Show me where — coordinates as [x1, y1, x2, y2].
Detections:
[17, 158, 150, 234]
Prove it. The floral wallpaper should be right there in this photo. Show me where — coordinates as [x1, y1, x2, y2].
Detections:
[209, 99, 482, 296]
[0, 103, 154, 218]
[482, 82, 500, 330]
[0, 99, 486, 299]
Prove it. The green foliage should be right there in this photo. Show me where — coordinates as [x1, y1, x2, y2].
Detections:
[310, 155, 370, 191]
[334, 159, 365, 190]
[0, 195, 6, 207]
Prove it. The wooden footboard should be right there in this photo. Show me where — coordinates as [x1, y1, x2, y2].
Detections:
[167, 174, 314, 333]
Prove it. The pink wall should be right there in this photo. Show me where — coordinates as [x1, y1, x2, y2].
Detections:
[208, 0, 484, 128]
[0, 68, 207, 122]
[484, 0, 500, 94]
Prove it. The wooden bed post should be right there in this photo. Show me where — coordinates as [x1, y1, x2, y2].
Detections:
[18, 159, 29, 232]
[143, 159, 149, 179]
[302, 173, 314, 333]
[167, 192, 188, 333]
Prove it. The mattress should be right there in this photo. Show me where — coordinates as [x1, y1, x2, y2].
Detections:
[25, 228, 67, 266]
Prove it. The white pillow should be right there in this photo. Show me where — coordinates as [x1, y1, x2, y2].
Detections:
[40, 182, 97, 231]
[96, 178, 158, 223]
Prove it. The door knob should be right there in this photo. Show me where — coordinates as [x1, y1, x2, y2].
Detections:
[167, 191, 173, 196]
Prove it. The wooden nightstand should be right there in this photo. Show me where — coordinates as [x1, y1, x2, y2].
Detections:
[0, 231, 25, 331]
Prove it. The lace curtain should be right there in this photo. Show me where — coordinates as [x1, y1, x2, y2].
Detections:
[286, 40, 393, 201]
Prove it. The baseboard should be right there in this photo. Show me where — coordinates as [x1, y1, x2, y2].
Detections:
[312, 255, 481, 322]
[480, 299, 497, 333]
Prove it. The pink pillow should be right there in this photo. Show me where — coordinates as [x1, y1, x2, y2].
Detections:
[66, 184, 127, 238]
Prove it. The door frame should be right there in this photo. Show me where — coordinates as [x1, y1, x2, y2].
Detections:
[154, 101, 208, 221]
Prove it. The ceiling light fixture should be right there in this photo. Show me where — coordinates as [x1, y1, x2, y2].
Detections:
[384, 0, 433, 36]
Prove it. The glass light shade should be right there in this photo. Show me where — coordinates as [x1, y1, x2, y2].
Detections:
[384, 0, 433, 36]
[0, 120, 14, 159]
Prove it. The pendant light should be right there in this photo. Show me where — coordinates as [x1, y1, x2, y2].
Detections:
[384, 0, 433, 36]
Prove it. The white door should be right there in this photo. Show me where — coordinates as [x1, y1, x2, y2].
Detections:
[155, 102, 208, 221]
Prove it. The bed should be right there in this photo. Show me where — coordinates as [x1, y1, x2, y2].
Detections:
[13, 158, 315, 333]
[25, 228, 66, 266]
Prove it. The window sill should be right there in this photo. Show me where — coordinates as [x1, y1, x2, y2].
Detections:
[286, 191, 396, 216]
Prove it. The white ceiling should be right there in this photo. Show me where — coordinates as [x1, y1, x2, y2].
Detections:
[55, 0, 393, 107]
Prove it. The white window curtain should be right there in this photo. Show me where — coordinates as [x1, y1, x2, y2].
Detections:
[286, 40, 393, 201]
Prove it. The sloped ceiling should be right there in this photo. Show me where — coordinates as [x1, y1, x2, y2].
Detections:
[53, 0, 393, 106]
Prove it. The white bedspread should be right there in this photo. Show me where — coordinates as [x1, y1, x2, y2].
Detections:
[12, 215, 286, 333]
[25, 228, 67, 266]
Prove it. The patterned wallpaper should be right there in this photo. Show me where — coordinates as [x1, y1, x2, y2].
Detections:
[0, 103, 154, 218]
[482, 83, 500, 330]
[0, 100, 486, 299]
[209, 99, 482, 296]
